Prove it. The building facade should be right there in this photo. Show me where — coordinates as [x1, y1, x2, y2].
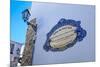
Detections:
[21, 2, 95, 66]
[30, 2, 95, 65]
[10, 40, 22, 67]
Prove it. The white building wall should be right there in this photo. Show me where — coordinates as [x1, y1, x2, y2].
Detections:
[10, 41, 22, 67]
[30, 2, 95, 65]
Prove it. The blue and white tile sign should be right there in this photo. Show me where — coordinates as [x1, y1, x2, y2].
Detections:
[44, 18, 87, 51]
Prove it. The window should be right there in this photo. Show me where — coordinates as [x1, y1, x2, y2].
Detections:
[10, 44, 14, 54]
[16, 48, 20, 55]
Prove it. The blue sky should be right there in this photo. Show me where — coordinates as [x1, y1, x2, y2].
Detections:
[10, 0, 32, 43]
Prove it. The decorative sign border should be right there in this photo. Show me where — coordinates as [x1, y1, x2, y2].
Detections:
[43, 18, 87, 52]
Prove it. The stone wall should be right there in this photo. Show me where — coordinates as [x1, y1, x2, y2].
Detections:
[21, 18, 37, 66]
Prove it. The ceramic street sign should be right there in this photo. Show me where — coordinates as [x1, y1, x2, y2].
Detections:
[44, 18, 87, 51]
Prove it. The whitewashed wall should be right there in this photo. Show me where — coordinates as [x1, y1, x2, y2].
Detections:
[30, 2, 95, 65]
[10, 41, 22, 67]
